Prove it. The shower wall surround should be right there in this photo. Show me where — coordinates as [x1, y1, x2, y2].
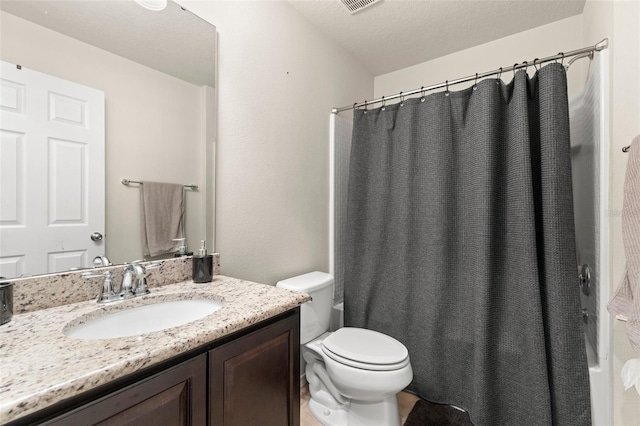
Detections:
[570, 52, 604, 360]
[11, 255, 220, 314]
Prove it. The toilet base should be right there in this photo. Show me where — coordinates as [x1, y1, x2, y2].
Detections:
[309, 395, 401, 426]
[309, 398, 348, 426]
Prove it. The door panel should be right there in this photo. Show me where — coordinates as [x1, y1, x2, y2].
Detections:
[0, 61, 105, 277]
[209, 313, 300, 426]
[0, 129, 25, 225]
[48, 137, 86, 224]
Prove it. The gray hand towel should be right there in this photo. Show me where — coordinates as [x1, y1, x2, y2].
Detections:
[140, 181, 184, 257]
[609, 135, 640, 351]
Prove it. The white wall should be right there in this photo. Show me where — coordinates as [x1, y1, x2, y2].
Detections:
[180, 1, 373, 285]
[0, 11, 207, 264]
[583, 1, 640, 424]
[374, 15, 585, 99]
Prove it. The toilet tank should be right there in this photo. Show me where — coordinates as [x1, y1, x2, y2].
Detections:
[276, 272, 333, 344]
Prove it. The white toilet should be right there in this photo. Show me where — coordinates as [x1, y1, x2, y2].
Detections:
[277, 272, 413, 426]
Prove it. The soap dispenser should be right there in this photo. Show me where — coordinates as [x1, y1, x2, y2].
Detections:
[173, 238, 193, 257]
[192, 240, 213, 283]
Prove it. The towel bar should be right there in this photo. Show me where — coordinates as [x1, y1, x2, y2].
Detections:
[121, 178, 198, 190]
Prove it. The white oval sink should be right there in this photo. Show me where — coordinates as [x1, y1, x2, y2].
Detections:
[64, 299, 224, 340]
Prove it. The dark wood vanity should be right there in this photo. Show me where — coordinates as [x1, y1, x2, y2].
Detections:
[9, 308, 300, 426]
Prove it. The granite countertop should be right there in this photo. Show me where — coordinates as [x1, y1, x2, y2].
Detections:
[0, 276, 310, 424]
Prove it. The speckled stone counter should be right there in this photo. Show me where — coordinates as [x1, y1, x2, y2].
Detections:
[0, 275, 310, 423]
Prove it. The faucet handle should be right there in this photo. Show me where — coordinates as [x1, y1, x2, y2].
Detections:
[82, 271, 119, 303]
[145, 262, 162, 271]
[129, 260, 159, 268]
[81, 271, 109, 279]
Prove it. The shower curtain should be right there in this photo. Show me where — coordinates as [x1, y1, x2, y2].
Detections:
[344, 63, 591, 425]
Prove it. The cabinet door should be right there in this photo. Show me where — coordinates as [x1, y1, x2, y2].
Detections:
[46, 354, 207, 426]
[209, 312, 300, 426]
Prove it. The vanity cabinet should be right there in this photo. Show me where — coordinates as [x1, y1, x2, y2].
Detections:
[16, 309, 300, 426]
[45, 354, 207, 425]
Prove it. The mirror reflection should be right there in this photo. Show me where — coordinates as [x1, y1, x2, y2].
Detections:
[0, 0, 216, 279]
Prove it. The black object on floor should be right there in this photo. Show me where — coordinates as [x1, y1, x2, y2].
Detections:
[404, 399, 475, 426]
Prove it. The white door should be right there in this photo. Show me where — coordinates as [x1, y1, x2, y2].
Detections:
[0, 61, 105, 278]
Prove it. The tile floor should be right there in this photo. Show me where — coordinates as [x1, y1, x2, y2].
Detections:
[301, 384, 420, 426]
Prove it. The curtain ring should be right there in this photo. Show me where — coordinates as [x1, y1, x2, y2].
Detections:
[420, 86, 426, 102]
[560, 52, 565, 65]
[473, 73, 478, 91]
[513, 63, 518, 79]
[399, 91, 405, 107]
[363, 100, 368, 114]
[445, 80, 450, 96]
[497, 67, 502, 84]
[522, 61, 529, 73]
[533, 58, 540, 71]
[381, 96, 386, 111]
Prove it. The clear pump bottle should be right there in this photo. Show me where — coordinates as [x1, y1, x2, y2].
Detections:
[173, 238, 193, 257]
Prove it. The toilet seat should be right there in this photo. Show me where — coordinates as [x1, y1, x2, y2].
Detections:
[322, 346, 410, 371]
[321, 327, 410, 371]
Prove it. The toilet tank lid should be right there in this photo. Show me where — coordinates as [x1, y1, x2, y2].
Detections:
[276, 271, 333, 292]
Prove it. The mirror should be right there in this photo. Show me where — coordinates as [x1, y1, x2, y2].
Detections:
[0, 0, 216, 279]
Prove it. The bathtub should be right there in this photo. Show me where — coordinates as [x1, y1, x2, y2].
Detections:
[587, 324, 613, 425]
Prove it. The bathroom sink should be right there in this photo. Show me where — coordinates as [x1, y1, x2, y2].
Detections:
[64, 299, 224, 340]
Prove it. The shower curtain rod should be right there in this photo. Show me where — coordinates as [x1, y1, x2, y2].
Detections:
[332, 38, 609, 114]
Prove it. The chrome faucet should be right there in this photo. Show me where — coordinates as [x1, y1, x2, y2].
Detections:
[120, 264, 137, 299]
[82, 261, 162, 304]
[131, 262, 149, 295]
[122, 261, 161, 296]
[138, 261, 161, 293]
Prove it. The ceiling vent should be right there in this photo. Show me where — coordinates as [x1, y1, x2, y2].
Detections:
[339, 0, 383, 14]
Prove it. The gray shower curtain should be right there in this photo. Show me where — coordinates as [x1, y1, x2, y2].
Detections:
[344, 63, 591, 425]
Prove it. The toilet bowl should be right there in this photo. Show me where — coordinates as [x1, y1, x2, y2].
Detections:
[276, 272, 413, 426]
[305, 328, 413, 426]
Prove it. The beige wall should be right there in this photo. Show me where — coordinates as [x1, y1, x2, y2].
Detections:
[0, 11, 208, 264]
[180, 1, 373, 285]
[583, 1, 640, 424]
[374, 15, 585, 98]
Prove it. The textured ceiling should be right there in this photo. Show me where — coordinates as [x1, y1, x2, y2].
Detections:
[288, 0, 586, 76]
[0, 0, 216, 87]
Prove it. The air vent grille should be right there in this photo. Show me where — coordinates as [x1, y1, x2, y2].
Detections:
[339, 0, 383, 14]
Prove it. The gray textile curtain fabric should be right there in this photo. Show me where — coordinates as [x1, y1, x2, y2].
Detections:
[344, 63, 591, 425]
